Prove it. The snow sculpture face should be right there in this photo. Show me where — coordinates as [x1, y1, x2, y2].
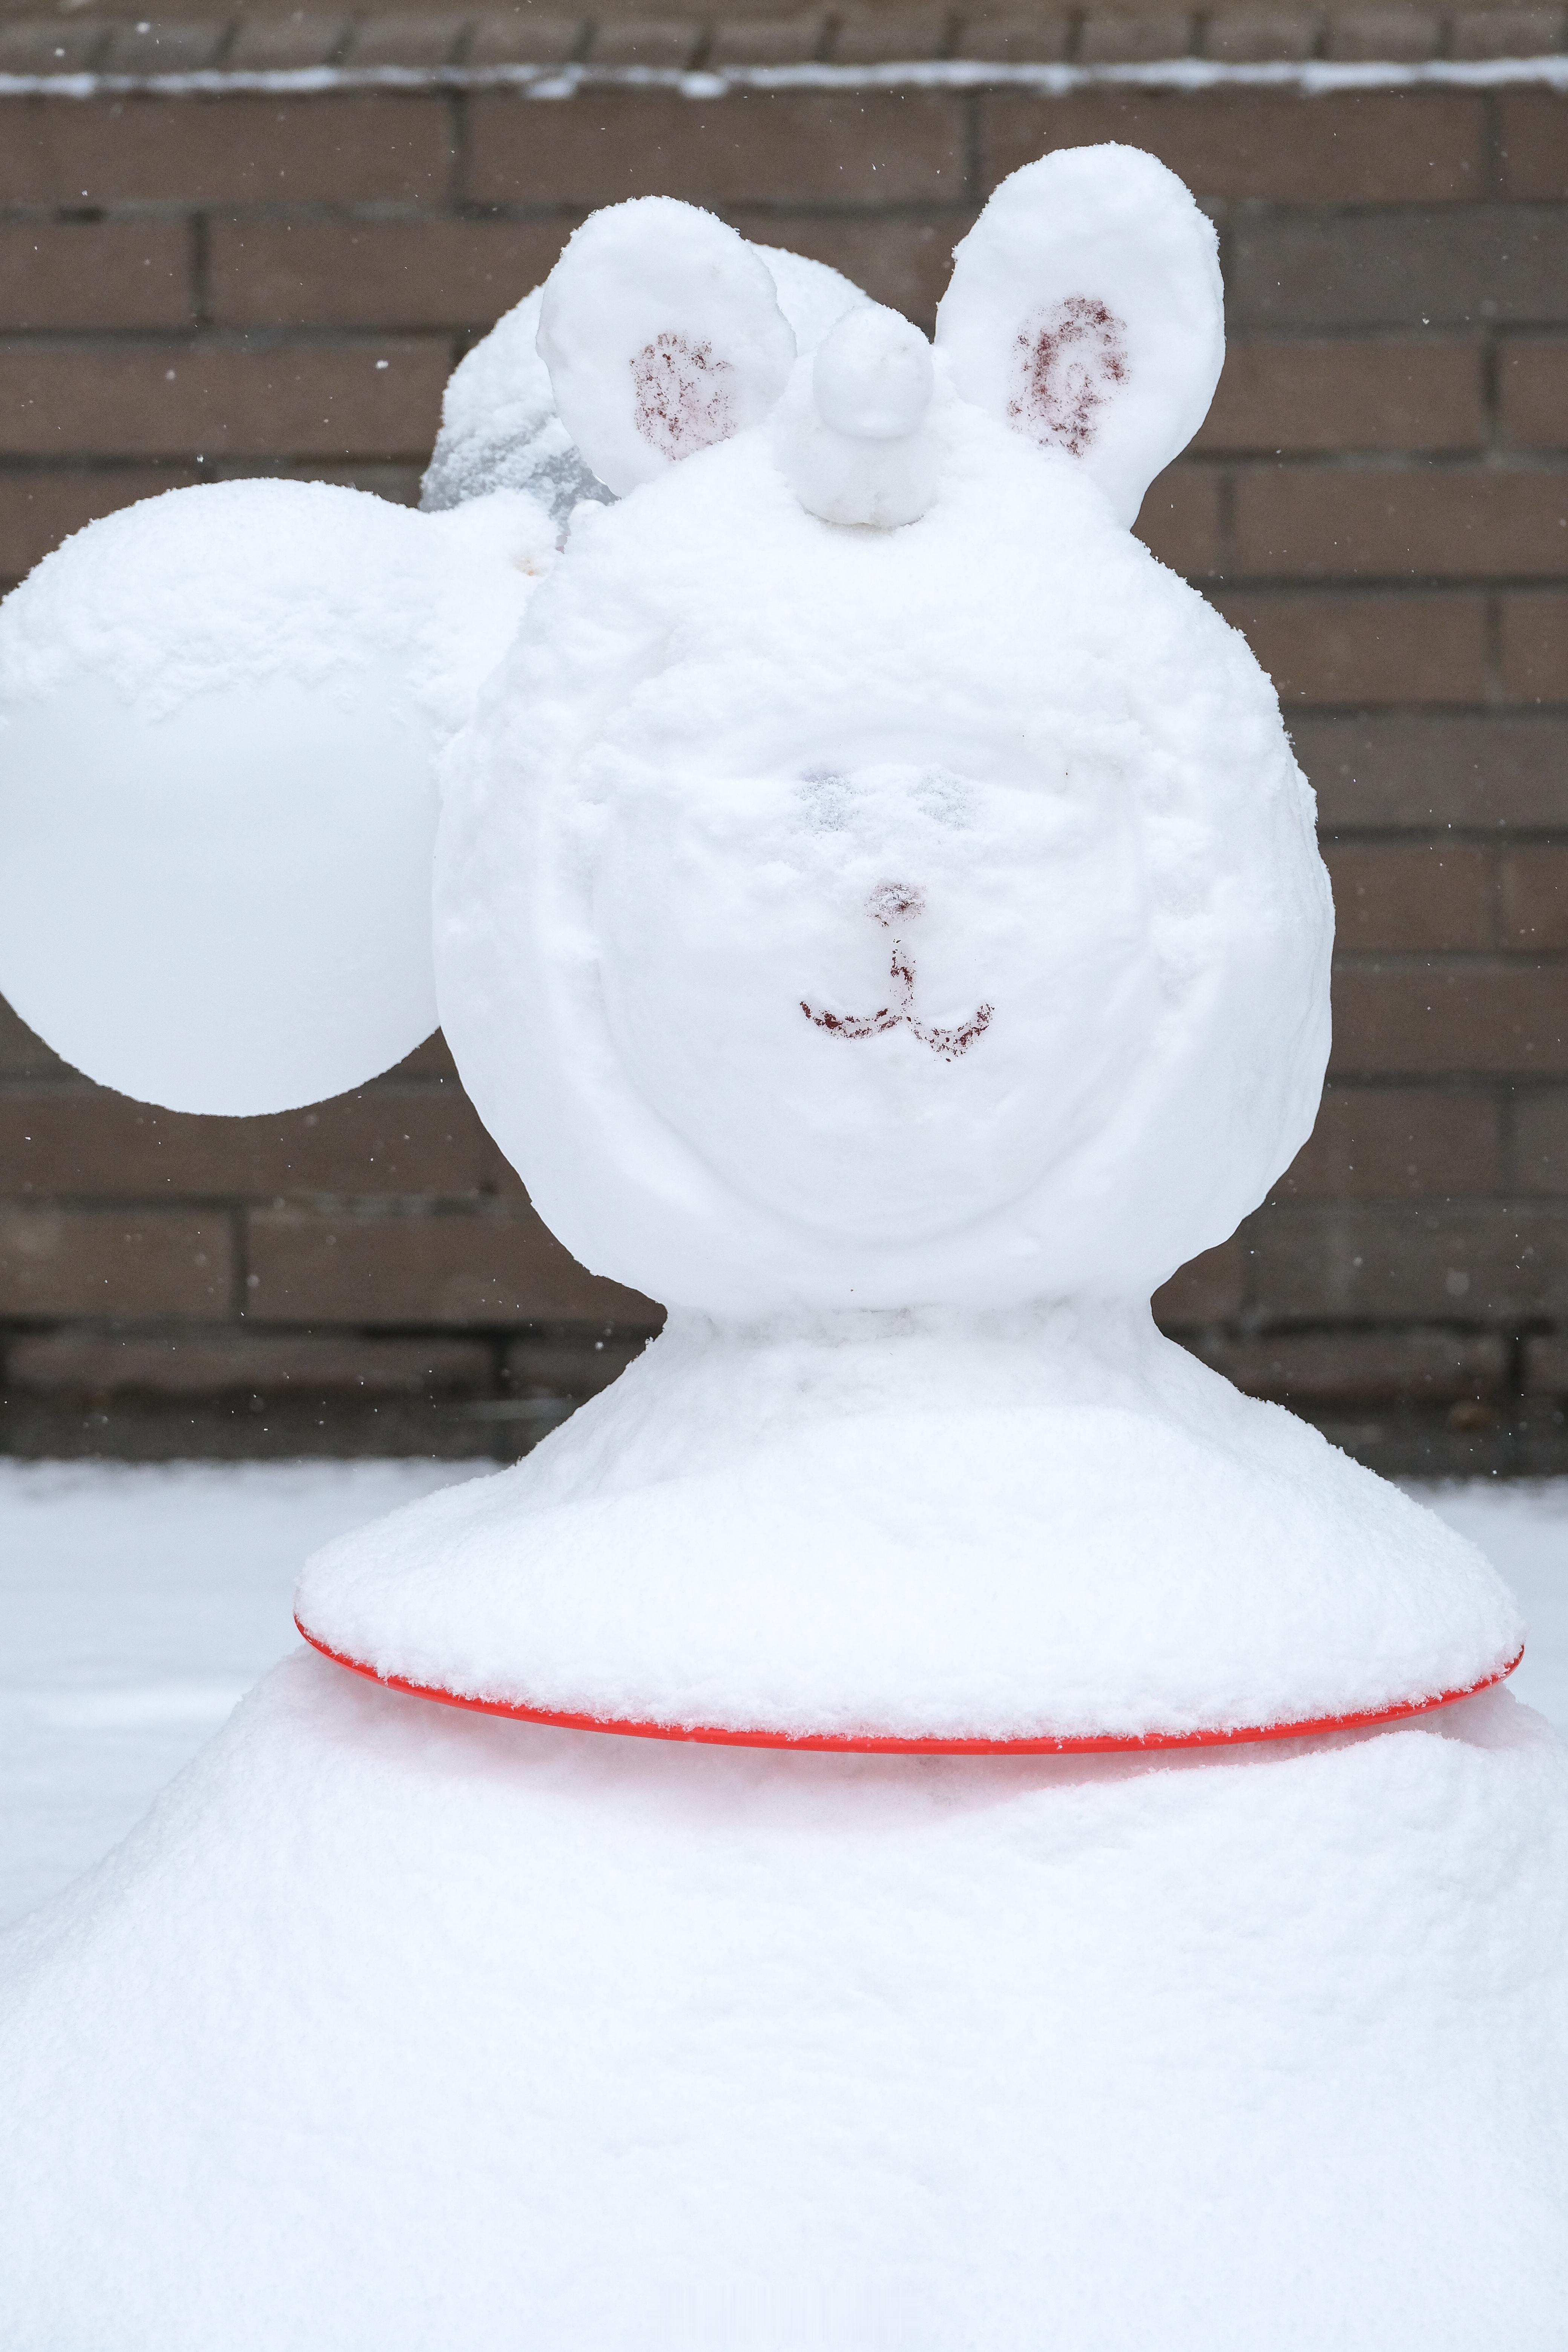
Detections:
[437, 152, 1334, 1317]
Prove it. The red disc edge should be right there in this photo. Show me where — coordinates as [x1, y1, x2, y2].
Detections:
[295, 1617, 1525, 1756]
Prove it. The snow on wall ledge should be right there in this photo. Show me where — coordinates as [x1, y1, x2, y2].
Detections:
[2, 56, 1568, 95]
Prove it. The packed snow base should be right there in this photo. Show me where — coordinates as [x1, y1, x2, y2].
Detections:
[2, 1657, 1565, 2352]
[299, 1309, 1522, 1743]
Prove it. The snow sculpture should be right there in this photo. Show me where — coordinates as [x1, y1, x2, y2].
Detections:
[2, 147, 1566, 2352]
[0, 155, 1526, 1746]
[0, 240, 865, 1114]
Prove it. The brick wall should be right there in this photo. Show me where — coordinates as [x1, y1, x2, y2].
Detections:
[0, 19, 1565, 1468]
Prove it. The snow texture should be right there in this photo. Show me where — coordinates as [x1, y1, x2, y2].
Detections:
[2, 1460, 1563, 1933]
[775, 305, 946, 528]
[1, 1647, 1565, 2349]
[0, 481, 554, 1114]
[298, 1307, 1522, 1739]
[438, 385, 1330, 1316]
[421, 242, 867, 521]
[537, 199, 800, 497]
[937, 144, 1225, 527]
[2, 1463, 1564, 1930]
[0, 1459, 485, 1925]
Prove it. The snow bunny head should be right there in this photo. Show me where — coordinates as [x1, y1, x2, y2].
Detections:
[437, 147, 1333, 1318]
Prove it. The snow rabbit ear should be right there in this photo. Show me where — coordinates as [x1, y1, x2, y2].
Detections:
[935, 144, 1224, 528]
[537, 197, 798, 498]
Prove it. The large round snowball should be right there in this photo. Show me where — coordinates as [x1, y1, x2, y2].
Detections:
[0, 477, 549, 1114]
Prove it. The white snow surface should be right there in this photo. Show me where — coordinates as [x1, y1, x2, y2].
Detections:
[539, 200, 801, 496]
[0, 1458, 485, 1924]
[1, 1460, 1563, 2347]
[422, 242, 866, 518]
[3, 1457, 1563, 1927]
[297, 1309, 1523, 1740]
[0, 1640, 1564, 2346]
[937, 145, 1225, 526]
[0, 482, 554, 1113]
[438, 407, 1332, 1313]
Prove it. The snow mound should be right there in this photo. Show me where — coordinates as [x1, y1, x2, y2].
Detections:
[297, 1310, 1523, 1741]
[2, 1653, 1563, 2348]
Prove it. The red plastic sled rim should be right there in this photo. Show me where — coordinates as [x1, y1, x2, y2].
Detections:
[296, 1619, 1524, 1756]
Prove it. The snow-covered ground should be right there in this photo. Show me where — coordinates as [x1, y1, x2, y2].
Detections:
[0, 1458, 1564, 1930]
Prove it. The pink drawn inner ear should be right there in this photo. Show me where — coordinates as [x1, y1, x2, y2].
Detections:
[1008, 296, 1129, 459]
[632, 331, 738, 460]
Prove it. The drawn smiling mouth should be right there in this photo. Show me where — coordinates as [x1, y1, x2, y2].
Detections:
[801, 882, 993, 1063]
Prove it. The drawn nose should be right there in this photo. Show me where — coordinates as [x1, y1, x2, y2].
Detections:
[867, 881, 925, 928]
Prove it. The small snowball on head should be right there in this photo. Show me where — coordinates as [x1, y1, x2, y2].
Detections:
[813, 308, 934, 442]
[776, 304, 944, 530]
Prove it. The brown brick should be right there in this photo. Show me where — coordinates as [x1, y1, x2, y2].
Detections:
[467, 90, 965, 206]
[1501, 591, 1568, 702]
[506, 1332, 658, 1395]
[1501, 341, 1568, 448]
[244, 1206, 655, 1325]
[0, 468, 199, 584]
[384, 1030, 463, 1082]
[1078, 14, 1194, 60]
[1325, 844, 1492, 950]
[1189, 1324, 1508, 1403]
[1151, 1237, 1244, 1326]
[1330, 963, 1568, 1077]
[954, 13, 1072, 60]
[728, 208, 968, 327]
[830, 6, 954, 59]
[1229, 207, 1568, 331]
[588, 18, 703, 64]
[344, 13, 466, 66]
[1299, 713, 1568, 830]
[3, 1326, 495, 1400]
[0, 1086, 519, 1201]
[99, 20, 230, 72]
[0, 97, 453, 207]
[0, 222, 191, 333]
[227, 17, 353, 69]
[1523, 1331, 1568, 1395]
[1248, 1197, 1568, 1321]
[1134, 462, 1221, 578]
[1500, 96, 1568, 200]
[1324, 8, 1441, 59]
[1501, 847, 1568, 948]
[1234, 467, 1568, 581]
[708, 14, 829, 62]
[1274, 1084, 1502, 1197]
[1514, 1090, 1568, 1190]
[980, 93, 1482, 204]
[1196, 341, 1483, 457]
[0, 342, 450, 460]
[0, 23, 108, 72]
[1453, 6, 1565, 55]
[209, 217, 568, 330]
[1217, 591, 1487, 705]
[0, 1208, 232, 1318]
[1202, 8, 1320, 59]
[0, 996, 68, 1080]
[468, 13, 586, 64]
